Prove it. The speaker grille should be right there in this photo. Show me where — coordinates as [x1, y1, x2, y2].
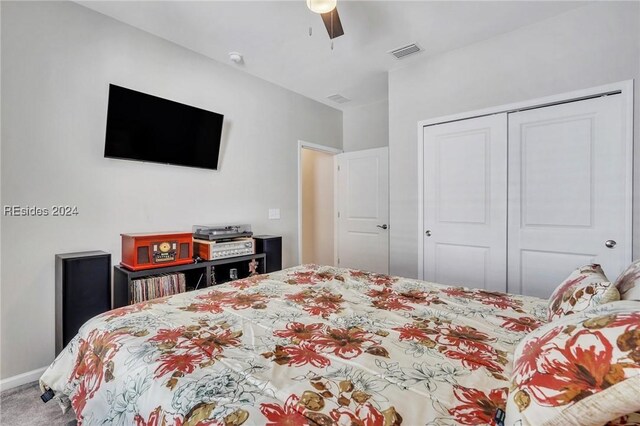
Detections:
[137, 246, 150, 264]
[179, 243, 190, 259]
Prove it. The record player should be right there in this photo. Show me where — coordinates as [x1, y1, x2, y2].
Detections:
[192, 224, 253, 241]
[192, 224, 255, 260]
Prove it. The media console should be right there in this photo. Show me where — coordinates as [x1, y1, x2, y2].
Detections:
[113, 253, 266, 308]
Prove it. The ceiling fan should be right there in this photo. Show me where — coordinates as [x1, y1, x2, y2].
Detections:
[307, 0, 344, 39]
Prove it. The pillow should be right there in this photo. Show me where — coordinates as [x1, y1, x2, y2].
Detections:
[614, 259, 640, 301]
[505, 301, 640, 426]
[547, 264, 619, 321]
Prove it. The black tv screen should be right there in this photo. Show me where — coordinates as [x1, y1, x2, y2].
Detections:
[104, 84, 223, 170]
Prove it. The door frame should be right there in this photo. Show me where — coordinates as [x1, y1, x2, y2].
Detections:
[297, 140, 343, 266]
[417, 80, 634, 281]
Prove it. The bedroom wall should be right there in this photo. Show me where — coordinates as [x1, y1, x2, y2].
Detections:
[389, 2, 640, 278]
[343, 99, 389, 152]
[0, 1, 342, 380]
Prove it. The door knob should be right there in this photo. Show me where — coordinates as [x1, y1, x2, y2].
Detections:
[425, 230, 432, 237]
[377, 224, 388, 230]
[605, 240, 617, 248]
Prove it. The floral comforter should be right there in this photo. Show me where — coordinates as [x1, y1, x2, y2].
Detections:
[41, 265, 548, 425]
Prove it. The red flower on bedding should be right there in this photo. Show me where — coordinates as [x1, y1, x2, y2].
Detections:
[498, 315, 541, 333]
[330, 403, 385, 426]
[284, 289, 345, 318]
[225, 293, 268, 309]
[102, 298, 166, 320]
[260, 394, 310, 426]
[512, 326, 563, 379]
[549, 275, 587, 312]
[71, 380, 90, 415]
[441, 287, 472, 299]
[311, 327, 377, 359]
[187, 291, 269, 311]
[149, 327, 187, 344]
[436, 324, 495, 352]
[286, 270, 338, 285]
[474, 290, 524, 312]
[134, 407, 187, 426]
[231, 274, 268, 289]
[444, 345, 506, 374]
[274, 322, 324, 341]
[349, 269, 397, 286]
[449, 385, 507, 425]
[70, 328, 129, 414]
[524, 330, 626, 406]
[181, 300, 224, 314]
[179, 328, 242, 355]
[367, 288, 414, 311]
[154, 351, 207, 378]
[393, 323, 433, 342]
[281, 344, 331, 368]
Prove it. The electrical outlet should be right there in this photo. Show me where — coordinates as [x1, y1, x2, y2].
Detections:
[268, 208, 280, 220]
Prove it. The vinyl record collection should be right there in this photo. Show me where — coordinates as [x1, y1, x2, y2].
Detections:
[130, 273, 187, 304]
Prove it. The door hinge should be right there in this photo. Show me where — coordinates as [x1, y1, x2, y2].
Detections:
[338, 257, 340, 264]
[338, 211, 340, 218]
[337, 165, 341, 171]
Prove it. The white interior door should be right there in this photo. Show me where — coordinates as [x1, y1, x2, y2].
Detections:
[423, 114, 507, 292]
[508, 94, 630, 298]
[337, 147, 389, 274]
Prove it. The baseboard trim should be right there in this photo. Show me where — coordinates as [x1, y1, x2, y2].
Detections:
[0, 366, 48, 393]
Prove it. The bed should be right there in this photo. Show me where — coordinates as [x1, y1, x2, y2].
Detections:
[40, 264, 552, 425]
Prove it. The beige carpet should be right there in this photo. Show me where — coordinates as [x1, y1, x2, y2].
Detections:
[0, 382, 76, 426]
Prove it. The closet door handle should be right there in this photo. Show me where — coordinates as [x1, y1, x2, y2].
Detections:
[605, 240, 617, 248]
[377, 224, 388, 230]
[425, 230, 432, 237]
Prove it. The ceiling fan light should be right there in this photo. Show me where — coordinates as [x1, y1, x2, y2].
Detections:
[307, 0, 336, 14]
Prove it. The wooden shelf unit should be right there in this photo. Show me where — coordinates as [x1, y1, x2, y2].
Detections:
[113, 253, 266, 308]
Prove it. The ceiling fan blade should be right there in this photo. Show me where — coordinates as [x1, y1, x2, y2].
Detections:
[321, 7, 344, 39]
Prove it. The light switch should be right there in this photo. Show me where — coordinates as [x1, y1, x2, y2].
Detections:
[268, 208, 280, 220]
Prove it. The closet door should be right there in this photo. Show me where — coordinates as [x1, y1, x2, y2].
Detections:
[508, 95, 630, 298]
[423, 114, 507, 291]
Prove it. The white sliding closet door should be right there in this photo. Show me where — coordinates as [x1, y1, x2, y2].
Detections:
[508, 95, 630, 298]
[423, 114, 507, 292]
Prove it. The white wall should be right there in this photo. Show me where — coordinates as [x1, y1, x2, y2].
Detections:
[343, 99, 389, 152]
[301, 149, 335, 265]
[389, 2, 640, 278]
[0, 1, 342, 379]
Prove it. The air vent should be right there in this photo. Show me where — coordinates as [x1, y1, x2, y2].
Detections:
[327, 94, 350, 104]
[388, 43, 422, 59]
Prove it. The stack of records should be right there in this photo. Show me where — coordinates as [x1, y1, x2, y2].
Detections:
[130, 273, 186, 304]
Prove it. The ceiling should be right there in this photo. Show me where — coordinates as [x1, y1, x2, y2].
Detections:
[77, 1, 585, 110]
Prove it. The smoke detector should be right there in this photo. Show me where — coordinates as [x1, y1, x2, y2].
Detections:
[388, 43, 422, 60]
[229, 52, 243, 64]
[327, 94, 350, 104]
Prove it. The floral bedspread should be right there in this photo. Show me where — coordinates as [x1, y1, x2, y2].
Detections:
[40, 265, 548, 426]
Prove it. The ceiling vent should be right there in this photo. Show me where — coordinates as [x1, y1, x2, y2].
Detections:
[388, 43, 422, 60]
[327, 94, 350, 104]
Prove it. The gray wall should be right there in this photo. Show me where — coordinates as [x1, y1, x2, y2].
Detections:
[389, 2, 640, 278]
[1, 1, 342, 379]
[343, 100, 389, 152]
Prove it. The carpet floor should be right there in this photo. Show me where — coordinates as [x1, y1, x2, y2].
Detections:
[0, 382, 76, 426]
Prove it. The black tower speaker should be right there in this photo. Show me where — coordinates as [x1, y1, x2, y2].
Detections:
[254, 235, 282, 273]
[55, 251, 111, 355]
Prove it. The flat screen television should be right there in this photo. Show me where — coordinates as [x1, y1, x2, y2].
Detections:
[104, 84, 223, 170]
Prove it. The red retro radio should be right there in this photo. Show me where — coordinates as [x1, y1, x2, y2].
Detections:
[120, 232, 193, 271]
